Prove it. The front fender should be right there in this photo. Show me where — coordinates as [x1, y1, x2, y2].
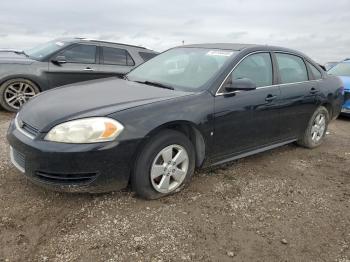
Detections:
[109, 91, 215, 152]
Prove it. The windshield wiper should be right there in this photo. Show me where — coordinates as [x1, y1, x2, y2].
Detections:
[135, 80, 174, 90]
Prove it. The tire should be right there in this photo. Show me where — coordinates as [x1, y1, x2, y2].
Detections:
[0, 78, 40, 112]
[297, 106, 329, 148]
[132, 129, 195, 199]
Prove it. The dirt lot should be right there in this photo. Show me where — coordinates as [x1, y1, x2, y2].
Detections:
[0, 111, 349, 262]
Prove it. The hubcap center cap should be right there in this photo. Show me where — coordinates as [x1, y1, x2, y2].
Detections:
[165, 164, 174, 174]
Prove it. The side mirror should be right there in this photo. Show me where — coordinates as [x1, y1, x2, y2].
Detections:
[52, 55, 67, 64]
[225, 78, 257, 92]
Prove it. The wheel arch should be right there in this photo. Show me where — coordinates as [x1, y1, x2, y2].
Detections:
[321, 102, 333, 119]
[0, 75, 42, 92]
[135, 120, 207, 169]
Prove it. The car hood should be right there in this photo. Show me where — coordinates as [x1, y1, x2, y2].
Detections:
[19, 78, 194, 132]
[339, 76, 350, 91]
[0, 51, 35, 64]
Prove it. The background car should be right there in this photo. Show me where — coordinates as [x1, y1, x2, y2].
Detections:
[324, 62, 338, 71]
[327, 60, 350, 115]
[0, 38, 158, 112]
[7, 43, 343, 199]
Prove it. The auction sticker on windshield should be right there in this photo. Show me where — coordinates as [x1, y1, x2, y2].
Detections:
[206, 50, 234, 57]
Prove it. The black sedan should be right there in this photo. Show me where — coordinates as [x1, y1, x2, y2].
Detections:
[7, 43, 343, 199]
[0, 38, 157, 112]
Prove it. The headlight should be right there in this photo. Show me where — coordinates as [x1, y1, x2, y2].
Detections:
[45, 117, 124, 143]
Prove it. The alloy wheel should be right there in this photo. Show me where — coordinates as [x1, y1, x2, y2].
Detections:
[150, 144, 189, 194]
[4, 81, 37, 110]
[311, 113, 326, 142]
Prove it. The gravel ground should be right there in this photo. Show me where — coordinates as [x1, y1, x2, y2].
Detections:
[0, 110, 349, 262]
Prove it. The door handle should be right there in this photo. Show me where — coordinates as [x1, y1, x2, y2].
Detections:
[265, 94, 277, 102]
[83, 67, 94, 71]
[310, 87, 319, 94]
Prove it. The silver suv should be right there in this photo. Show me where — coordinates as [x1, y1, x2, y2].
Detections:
[0, 38, 158, 111]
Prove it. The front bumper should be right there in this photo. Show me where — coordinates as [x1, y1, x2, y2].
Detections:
[341, 107, 350, 114]
[6, 119, 141, 193]
[341, 91, 350, 115]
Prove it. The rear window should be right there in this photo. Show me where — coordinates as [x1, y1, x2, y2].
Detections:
[275, 53, 308, 84]
[307, 62, 322, 80]
[139, 52, 158, 62]
[102, 47, 135, 66]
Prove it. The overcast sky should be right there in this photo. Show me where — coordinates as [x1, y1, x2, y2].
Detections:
[0, 0, 349, 63]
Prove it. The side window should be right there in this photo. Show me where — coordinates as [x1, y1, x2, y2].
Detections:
[102, 47, 135, 66]
[307, 61, 322, 80]
[126, 52, 135, 66]
[60, 44, 96, 63]
[230, 52, 273, 87]
[275, 53, 308, 84]
[139, 52, 158, 62]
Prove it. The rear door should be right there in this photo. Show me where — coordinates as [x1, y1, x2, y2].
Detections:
[274, 52, 319, 140]
[48, 43, 101, 88]
[98, 46, 136, 78]
[213, 52, 282, 159]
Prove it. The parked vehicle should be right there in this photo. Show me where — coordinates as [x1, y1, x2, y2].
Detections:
[328, 60, 350, 115]
[7, 43, 343, 199]
[0, 38, 158, 112]
[324, 62, 338, 71]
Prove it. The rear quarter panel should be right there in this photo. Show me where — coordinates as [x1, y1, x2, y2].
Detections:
[318, 75, 344, 119]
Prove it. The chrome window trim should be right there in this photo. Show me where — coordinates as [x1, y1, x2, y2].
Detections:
[215, 50, 323, 97]
[15, 114, 35, 140]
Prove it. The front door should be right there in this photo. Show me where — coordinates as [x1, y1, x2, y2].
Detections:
[47, 43, 102, 88]
[213, 52, 282, 159]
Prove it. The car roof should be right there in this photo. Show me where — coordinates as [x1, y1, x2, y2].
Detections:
[180, 43, 314, 61]
[180, 43, 305, 54]
[181, 43, 257, 51]
[57, 37, 156, 52]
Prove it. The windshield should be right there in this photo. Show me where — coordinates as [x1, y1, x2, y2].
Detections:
[328, 62, 350, 77]
[127, 47, 237, 91]
[25, 40, 70, 60]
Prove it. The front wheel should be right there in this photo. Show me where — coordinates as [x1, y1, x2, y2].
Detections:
[0, 78, 40, 112]
[297, 106, 329, 148]
[132, 130, 195, 199]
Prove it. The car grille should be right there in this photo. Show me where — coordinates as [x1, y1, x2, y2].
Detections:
[34, 171, 98, 185]
[10, 147, 25, 172]
[344, 92, 350, 103]
[21, 121, 39, 137]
